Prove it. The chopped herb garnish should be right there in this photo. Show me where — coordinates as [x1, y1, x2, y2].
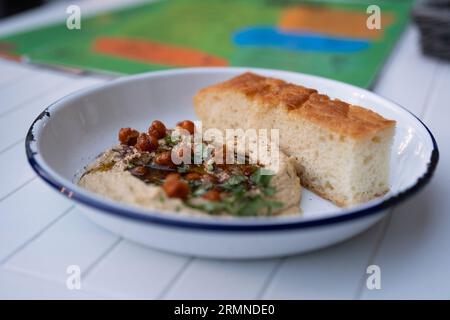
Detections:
[164, 134, 181, 147]
[192, 187, 208, 197]
[250, 168, 272, 187]
[219, 175, 246, 191]
[183, 167, 282, 216]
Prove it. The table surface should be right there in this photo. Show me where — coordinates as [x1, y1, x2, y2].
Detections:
[0, 0, 449, 300]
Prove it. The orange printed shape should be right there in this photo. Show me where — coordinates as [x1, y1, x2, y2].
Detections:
[0, 42, 22, 62]
[93, 37, 228, 67]
[0, 52, 22, 62]
[279, 5, 394, 40]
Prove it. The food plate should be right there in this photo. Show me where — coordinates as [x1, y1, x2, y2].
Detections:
[25, 67, 438, 258]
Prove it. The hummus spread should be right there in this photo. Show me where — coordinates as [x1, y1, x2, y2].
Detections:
[78, 120, 301, 216]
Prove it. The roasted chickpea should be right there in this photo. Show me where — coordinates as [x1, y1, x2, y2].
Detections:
[202, 189, 221, 201]
[118, 128, 139, 146]
[177, 120, 195, 135]
[148, 120, 167, 139]
[185, 172, 201, 181]
[162, 175, 190, 199]
[135, 133, 158, 152]
[155, 151, 174, 166]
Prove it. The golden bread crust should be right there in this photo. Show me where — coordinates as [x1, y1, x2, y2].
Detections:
[197, 72, 396, 139]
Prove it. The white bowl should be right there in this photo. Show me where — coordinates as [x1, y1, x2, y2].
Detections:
[26, 67, 438, 259]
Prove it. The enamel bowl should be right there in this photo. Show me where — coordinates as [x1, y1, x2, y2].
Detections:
[26, 67, 438, 259]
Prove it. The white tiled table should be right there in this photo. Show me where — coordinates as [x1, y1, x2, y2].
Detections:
[0, 1, 449, 300]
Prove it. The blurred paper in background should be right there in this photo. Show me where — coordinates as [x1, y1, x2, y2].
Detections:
[0, 0, 413, 88]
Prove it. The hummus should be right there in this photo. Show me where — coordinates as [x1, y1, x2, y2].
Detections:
[78, 121, 301, 217]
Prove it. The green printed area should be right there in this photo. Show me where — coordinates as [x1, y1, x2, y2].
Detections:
[0, 0, 413, 87]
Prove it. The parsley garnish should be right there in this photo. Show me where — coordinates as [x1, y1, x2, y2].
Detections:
[186, 168, 283, 216]
[164, 134, 181, 147]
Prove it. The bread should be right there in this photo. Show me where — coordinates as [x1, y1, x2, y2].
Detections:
[194, 72, 396, 207]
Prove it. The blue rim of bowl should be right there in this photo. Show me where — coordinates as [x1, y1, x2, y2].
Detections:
[25, 87, 439, 233]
